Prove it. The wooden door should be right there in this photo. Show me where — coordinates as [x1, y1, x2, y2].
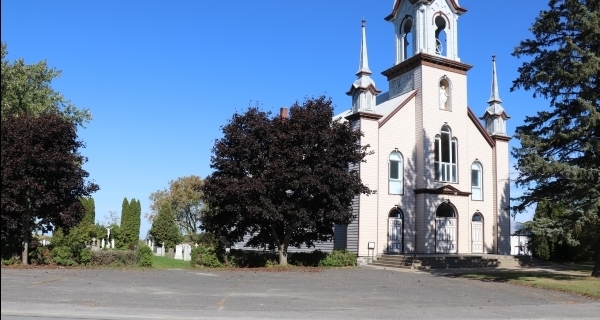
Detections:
[471, 221, 483, 253]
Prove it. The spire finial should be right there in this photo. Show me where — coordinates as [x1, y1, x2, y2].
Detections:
[488, 55, 501, 104]
[357, 19, 372, 76]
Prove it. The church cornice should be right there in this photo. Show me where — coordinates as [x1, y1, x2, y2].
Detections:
[468, 107, 495, 148]
[385, 0, 467, 21]
[345, 111, 383, 122]
[491, 134, 511, 142]
[414, 184, 471, 196]
[382, 53, 473, 81]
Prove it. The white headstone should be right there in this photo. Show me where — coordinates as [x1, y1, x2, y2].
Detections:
[101, 238, 105, 248]
[111, 239, 115, 249]
[183, 244, 192, 261]
[174, 244, 184, 260]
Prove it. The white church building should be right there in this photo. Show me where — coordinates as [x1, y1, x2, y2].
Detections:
[333, 0, 512, 258]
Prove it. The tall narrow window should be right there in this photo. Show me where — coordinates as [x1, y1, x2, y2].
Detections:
[434, 16, 447, 56]
[402, 19, 413, 61]
[435, 125, 457, 182]
[389, 151, 403, 194]
[471, 162, 483, 200]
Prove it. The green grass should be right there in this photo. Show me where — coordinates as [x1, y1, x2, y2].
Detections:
[152, 256, 191, 269]
[456, 271, 600, 299]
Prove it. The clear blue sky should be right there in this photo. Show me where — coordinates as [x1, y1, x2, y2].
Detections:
[1, 0, 550, 238]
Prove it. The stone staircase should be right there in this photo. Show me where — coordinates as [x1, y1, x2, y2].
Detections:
[369, 254, 547, 270]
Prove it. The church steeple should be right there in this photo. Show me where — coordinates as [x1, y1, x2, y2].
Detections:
[357, 19, 372, 76]
[347, 20, 380, 113]
[481, 55, 510, 136]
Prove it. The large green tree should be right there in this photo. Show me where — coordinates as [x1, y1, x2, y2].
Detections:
[150, 203, 182, 250]
[148, 175, 204, 237]
[1, 42, 91, 126]
[120, 198, 141, 249]
[201, 96, 371, 265]
[1, 113, 99, 264]
[510, 0, 600, 276]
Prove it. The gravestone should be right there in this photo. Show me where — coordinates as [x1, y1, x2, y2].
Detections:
[183, 244, 192, 261]
[168, 248, 175, 259]
[174, 244, 183, 260]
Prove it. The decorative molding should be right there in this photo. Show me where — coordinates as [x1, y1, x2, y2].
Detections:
[414, 184, 471, 196]
[491, 134, 511, 142]
[386, 0, 467, 21]
[379, 90, 418, 128]
[382, 53, 472, 81]
[345, 111, 383, 122]
[467, 107, 495, 148]
[389, 72, 415, 99]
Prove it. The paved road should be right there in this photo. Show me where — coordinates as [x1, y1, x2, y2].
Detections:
[1, 266, 598, 319]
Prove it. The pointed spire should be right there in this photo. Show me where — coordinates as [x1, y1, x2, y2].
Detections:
[488, 55, 502, 104]
[357, 19, 372, 76]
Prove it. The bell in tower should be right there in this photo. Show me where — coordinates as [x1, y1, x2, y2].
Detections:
[386, 0, 467, 64]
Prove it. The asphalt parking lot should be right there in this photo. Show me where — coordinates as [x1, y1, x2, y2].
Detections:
[2, 266, 599, 319]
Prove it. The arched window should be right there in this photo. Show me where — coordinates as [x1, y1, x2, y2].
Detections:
[434, 16, 447, 56]
[402, 18, 413, 61]
[472, 213, 483, 221]
[434, 125, 458, 182]
[436, 201, 456, 218]
[389, 151, 403, 194]
[389, 207, 404, 219]
[471, 162, 483, 200]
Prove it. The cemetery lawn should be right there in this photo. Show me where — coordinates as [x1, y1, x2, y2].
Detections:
[152, 256, 191, 269]
[456, 271, 600, 300]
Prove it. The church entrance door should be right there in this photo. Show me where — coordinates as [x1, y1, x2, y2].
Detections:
[436, 218, 457, 253]
[388, 218, 403, 253]
[471, 213, 483, 253]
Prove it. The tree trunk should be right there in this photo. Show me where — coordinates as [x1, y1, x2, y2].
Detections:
[592, 236, 600, 277]
[22, 210, 31, 265]
[278, 244, 288, 266]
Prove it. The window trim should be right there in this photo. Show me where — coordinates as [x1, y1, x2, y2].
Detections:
[388, 150, 404, 195]
[471, 161, 483, 201]
[435, 125, 458, 183]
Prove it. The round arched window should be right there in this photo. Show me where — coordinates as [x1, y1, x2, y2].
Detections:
[436, 202, 456, 218]
[389, 207, 404, 219]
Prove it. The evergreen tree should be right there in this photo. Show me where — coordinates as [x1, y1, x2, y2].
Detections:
[511, 0, 600, 276]
[150, 203, 182, 250]
[80, 197, 95, 226]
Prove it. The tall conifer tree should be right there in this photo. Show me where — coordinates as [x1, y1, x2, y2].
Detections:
[511, 0, 600, 276]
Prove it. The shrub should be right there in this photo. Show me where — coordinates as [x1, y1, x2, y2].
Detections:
[228, 249, 276, 268]
[79, 248, 92, 266]
[191, 245, 222, 268]
[51, 246, 76, 266]
[137, 245, 153, 267]
[31, 246, 53, 265]
[289, 250, 328, 267]
[91, 250, 138, 266]
[2, 255, 20, 266]
[319, 249, 356, 267]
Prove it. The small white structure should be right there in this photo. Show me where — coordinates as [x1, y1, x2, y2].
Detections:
[174, 244, 184, 260]
[183, 244, 192, 261]
[511, 234, 531, 256]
